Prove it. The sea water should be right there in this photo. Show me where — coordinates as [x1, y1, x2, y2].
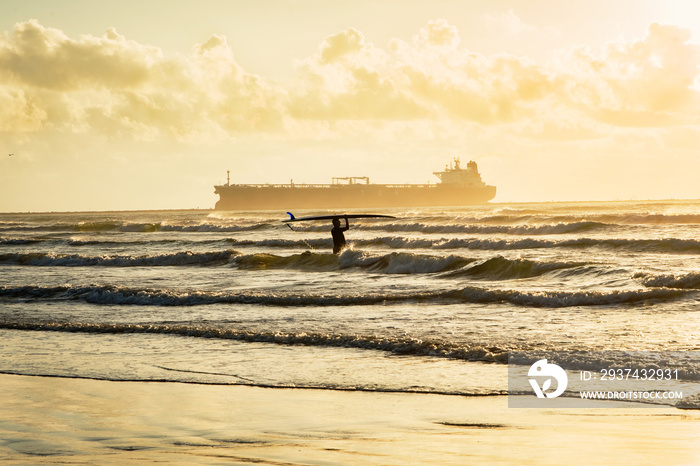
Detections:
[1, 201, 699, 406]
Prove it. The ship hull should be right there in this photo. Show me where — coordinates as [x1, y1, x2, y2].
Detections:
[213, 184, 497, 211]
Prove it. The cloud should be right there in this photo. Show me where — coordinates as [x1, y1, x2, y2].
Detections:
[415, 19, 461, 48]
[0, 19, 698, 145]
[558, 23, 700, 126]
[0, 20, 283, 140]
[289, 19, 699, 132]
[320, 28, 368, 64]
[2, 18, 700, 210]
[290, 20, 553, 125]
[289, 28, 428, 121]
[0, 20, 157, 90]
[0, 87, 47, 133]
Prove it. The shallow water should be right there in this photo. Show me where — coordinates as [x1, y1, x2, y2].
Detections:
[1, 201, 699, 405]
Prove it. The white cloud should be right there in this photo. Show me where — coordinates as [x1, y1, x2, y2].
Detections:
[0, 19, 698, 143]
[0, 20, 284, 141]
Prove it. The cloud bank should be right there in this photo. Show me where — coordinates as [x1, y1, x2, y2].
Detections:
[1, 18, 698, 142]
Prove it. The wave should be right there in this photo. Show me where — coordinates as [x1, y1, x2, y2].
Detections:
[0, 250, 240, 267]
[287, 211, 700, 227]
[497, 213, 700, 225]
[455, 286, 689, 307]
[0, 248, 460, 274]
[676, 394, 700, 410]
[476, 237, 700, 254]
[2, 323, 699, 388]
[300, 221, 610, 235]
[0, 222, 273, 233]
[158, 223, 274, 233]
[0, 321, 509, 363]
[339, 250, 475, 274]
[226, 237, 332, 249]
[405, 235, 700, 254]
[3, 211, 700, 236]
[565, 238, 700, 254]
[635, 271, 700, 289]
[0, 221, 158, 233]
[233, 251, 341, 271]
[598, 213, 700, 225]
[441, 256, 585, 280]
[67, 238, 180, 247]
[1, 283, 690, 308]
[0, 283, 444, 306]
[0, 237, 45, 245]
[8, 234, 700, 256]
[210, 236, 700, 255]
[0, 248, 569, 278]
[450, 212, 700, 226]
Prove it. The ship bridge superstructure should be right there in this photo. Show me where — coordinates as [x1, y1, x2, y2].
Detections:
[432, 158, 486, 188]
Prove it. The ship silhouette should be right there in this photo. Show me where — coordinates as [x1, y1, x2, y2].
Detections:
[214, 158, 496, 210]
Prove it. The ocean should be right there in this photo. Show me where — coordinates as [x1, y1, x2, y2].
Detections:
[1, 200, 699, 407]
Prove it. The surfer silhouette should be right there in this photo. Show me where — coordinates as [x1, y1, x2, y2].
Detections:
[331, 217, 349, 254]
[284, 213, 394, 253]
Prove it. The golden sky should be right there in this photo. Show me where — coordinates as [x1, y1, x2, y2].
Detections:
[1, 0, 700, 211]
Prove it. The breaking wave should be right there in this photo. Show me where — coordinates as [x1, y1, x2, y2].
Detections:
[4, 211, 700, 237]
[0, 321, 509, 363]
[430, 237, 700, 254]
[4, 321, 699, 384]
[0, 248, 587, 279]
[454, 286, 689, 307]
[597, 213, 700, 225]
[226, 238, 331, 249]
[338, 250, 474, 274]
[0, 250, 240, 267]
[7, 235, 700, 255]
[676, 394, 700, 410]
[441, 256, 585, 280]
[562, 238, 700, 254]
[635, 271, 700, 289]
[0, 284, 690, 308]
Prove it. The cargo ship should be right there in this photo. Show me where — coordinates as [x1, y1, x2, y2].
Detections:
[213, 158, 496, 210]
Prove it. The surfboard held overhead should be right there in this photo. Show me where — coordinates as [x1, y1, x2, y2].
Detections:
[284, 213, 396, 223]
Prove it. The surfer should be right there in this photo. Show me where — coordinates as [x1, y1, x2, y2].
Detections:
[331, 217, 349, 254]
[284, 213, 394, 253]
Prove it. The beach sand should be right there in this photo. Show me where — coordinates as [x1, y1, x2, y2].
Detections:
[0, 374, 698, 465]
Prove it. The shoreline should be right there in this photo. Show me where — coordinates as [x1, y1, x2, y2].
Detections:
[1, 373, 698, 465]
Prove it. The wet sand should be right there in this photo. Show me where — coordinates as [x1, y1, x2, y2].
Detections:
[0, 374, 698, 465]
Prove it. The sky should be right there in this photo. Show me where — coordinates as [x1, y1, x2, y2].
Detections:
[1, 0, 700, 212]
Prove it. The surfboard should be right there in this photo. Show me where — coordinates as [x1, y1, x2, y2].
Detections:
[283, 212, 396, 223]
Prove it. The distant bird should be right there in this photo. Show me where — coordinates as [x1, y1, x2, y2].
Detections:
[8, 154, 12, 156]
